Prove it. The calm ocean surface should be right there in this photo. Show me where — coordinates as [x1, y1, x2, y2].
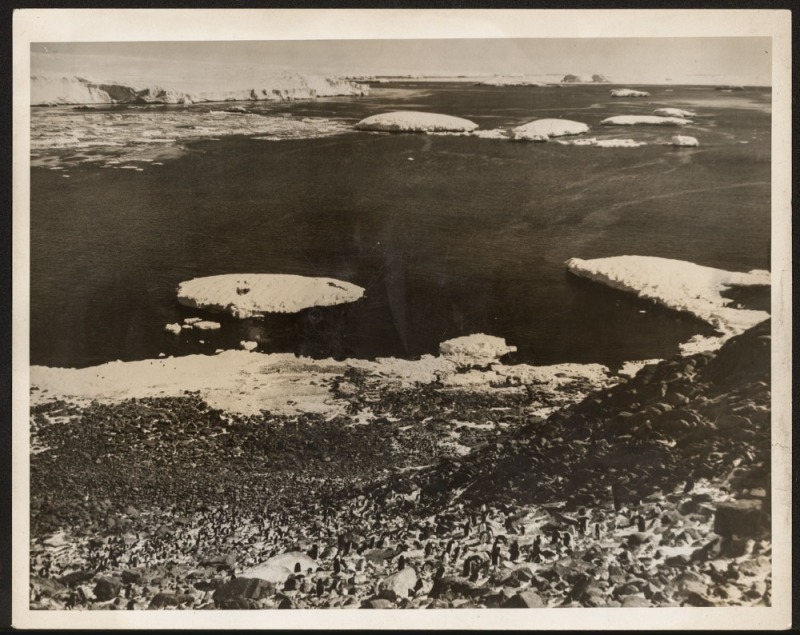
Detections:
[30, 83, 771, 368]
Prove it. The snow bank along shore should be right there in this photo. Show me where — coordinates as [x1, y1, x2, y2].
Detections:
[354, 111, 478, 133]
[566, 256, 770, 354]
[31, 73, 369, 106]
[30, 336, 614, 419]
[176, 274, 365, 318]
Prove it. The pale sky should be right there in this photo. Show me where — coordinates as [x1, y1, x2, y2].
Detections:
[31, 38, 772, 89]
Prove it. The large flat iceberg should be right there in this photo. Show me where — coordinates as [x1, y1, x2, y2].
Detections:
[510, 119, 590, 142]
[601, 115, 692, 126]
[177, 274, 365, 318]
[354, 111, 478, 133]
[566, 256, 770, 353]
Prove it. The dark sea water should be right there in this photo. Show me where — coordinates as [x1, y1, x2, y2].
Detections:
[30, 83, 771, 369]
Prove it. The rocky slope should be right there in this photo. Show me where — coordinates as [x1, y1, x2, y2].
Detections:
[29, 321, 771, 609]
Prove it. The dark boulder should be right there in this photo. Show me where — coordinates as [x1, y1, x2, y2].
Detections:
[714, 499, 767, 538]
[213, 577, 276, 605]
[93, 577, 122, 601]
[503, 590, 546, 608]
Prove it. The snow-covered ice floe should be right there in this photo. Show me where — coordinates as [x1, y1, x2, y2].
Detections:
[671, 135, 700, 147]
[566, 255, 770, 354]
[354, 111, 478, 133]
[176, 274, 365, 318]
[654, 107, 696, 118]
[601, 115, 692, 126]
[595, 138, 646, 148]
[470, 128, 510, 140]
[510, 119, 590, 142]
[557, 138, 646, 148]
[610, 88, 650, 98]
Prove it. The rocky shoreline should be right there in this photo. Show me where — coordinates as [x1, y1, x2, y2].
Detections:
[29, 320, 772, 610]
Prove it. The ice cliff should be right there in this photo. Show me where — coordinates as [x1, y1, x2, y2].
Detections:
[31, 73, 369, 106]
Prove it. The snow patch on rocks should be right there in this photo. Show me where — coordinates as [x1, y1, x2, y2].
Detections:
[439, 334, 517, 369]
[177, 274, 365, 318]
[354, 111, 478, 133]
[618, 359, 662, 378]
[566, 256, 770, 354]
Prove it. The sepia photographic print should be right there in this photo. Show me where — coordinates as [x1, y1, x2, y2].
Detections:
[11, 9, 792, 630]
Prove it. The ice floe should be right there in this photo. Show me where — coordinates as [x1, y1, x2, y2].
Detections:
[470, 128, 510, 140]
[566, 256, 770, 354]
[595, 139, 646, 148]
[192, 320, 222, 331]
[601, 115, 692, 126]
[557, 138, 646, 148]
[354, 111, 478, 133]
[510, 119, 590, 141]
[610, 88, 651, 97]
[177, 274, 365, 318]
[654, 107, 696, 118]
[671, 135, 700, 147]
